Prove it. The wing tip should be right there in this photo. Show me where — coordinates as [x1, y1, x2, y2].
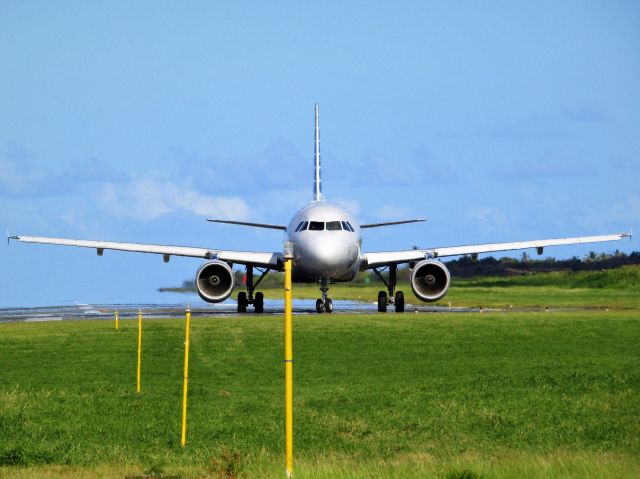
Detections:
[6, 230, 19, 245]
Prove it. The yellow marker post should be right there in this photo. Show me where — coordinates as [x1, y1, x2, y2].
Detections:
[114, 311, 119, 331]
[181, 304, 191, 447]
[136, 310, 142, 393]
[283, 241, 294, 478]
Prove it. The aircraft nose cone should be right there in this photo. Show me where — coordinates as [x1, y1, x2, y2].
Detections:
[300, 237, 349, 273]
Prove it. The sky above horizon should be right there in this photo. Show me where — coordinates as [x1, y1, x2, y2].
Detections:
[1, 1, 638, 306]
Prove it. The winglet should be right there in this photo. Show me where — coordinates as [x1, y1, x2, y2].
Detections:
[7, 230, 19, 246]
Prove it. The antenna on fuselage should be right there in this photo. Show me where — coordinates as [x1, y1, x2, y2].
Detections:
[313, 103, 323, 202]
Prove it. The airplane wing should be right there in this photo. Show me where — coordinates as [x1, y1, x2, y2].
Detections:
[362, 233, 631, 269]
[10, 235, 282, 269]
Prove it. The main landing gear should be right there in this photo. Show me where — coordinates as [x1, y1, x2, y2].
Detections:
[237, 265, 270, 313]
[315, 277, 333, 313]
[373, 264, 405, 313]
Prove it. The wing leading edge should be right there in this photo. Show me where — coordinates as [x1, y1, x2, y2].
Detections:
[12, 235, 282, 269]
[362, 233, 631, 269]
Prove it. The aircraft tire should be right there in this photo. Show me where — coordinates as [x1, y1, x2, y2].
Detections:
[237, 292, 248, 313]
[377, 291, 387, 313]
[315, 299, 324, 313]
[395, 291, 405, 313]
[254, 292, 264, 313]
[324, 298, 333, 313]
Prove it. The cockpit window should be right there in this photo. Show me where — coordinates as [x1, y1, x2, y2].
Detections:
[326, 221, 342, 231]
[295, 221, 308, 232]
[341, 221, 354, 232]
[308, 221, 324, 231]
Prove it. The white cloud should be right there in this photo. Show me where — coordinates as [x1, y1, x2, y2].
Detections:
[0, 144, 50, 196]
[466, 207, 508, 234]
[100, 179, 250, 221]
[376, 204, 410, 221]
[580, 194, 640, 231]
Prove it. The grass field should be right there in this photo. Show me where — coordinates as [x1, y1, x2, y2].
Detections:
[1, 294, 639, 478]
[257, 266, 640, 310]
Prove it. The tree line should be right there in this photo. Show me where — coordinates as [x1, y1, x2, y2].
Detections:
[159, 250, 640, 293]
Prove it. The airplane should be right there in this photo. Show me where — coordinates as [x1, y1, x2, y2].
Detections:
[10, 105, 631, 313]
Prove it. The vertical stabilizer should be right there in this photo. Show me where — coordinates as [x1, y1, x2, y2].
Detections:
[313, 104, 323, 202]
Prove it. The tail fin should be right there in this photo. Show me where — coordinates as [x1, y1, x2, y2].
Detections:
[313, 104, 323, 202]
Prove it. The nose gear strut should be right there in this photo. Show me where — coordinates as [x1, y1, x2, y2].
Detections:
[315, 277, 333, 313]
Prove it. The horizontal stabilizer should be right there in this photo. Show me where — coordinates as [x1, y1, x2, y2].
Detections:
[207, 219, 287, 230]
[361, 219, 426, 229]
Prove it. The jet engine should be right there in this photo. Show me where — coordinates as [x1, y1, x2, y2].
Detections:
[195, 260, 235, 303]
[410, 259, 451, 302]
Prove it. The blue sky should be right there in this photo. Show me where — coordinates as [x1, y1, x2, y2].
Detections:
[1, 1, 638, 306]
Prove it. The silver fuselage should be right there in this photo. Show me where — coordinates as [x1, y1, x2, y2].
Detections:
[286, 201, 362, 283]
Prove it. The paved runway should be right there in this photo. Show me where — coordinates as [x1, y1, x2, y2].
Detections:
[0, 299, 504, 322]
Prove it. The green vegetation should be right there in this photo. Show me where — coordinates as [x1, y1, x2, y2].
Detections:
[253, 266, 640, 309]
[457, 265, 640, 289]
[159, 250, 640, 294]
[1, 307, 639, 477]
[161, 262, 640, 309]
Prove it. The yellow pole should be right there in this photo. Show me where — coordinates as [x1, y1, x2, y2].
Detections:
[181, 305, 191, 447]
[136, 310, 142, 393]
[283, 243, 294, 478]
[115, 311, 119, 331]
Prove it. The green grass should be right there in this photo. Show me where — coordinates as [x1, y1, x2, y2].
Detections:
[1, 308, 639, 478]
[258, 266, 640, 309]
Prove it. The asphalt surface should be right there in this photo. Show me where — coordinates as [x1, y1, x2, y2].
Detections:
[0, 299, 502, 322]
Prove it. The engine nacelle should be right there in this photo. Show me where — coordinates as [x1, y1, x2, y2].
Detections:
[195, 260, 235, 303]
[410, 259, 451, 302]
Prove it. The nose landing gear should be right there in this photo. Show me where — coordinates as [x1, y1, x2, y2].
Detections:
[373, 264, 405, 313]
[237, 265, 269, 313]
[315, 277, 333, 313]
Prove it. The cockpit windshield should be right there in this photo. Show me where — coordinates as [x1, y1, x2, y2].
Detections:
[342, 221, 354, 232]
[299, 220, 355, 232]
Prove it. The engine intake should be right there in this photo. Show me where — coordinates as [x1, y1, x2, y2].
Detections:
[195, 260, 235, 303]
[410, 259, 451, 302]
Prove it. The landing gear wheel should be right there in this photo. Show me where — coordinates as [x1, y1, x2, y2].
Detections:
[394, 291, 405, 313]
[377, 291, 388, 313]
[237, 292, 248, 313]
[254, 292, 264, 313]
[324, 298, 333, 313]
[315, 299, 324, 314]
